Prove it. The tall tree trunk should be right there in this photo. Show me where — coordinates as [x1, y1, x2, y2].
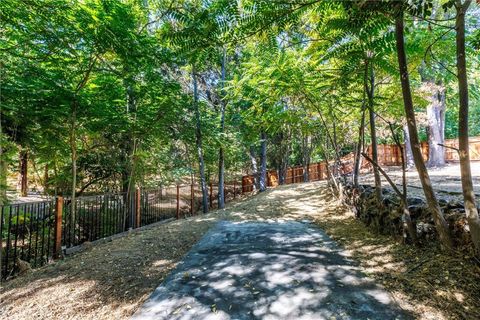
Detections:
[366, 61, 382, 203]
[275, 130, 290, 185]
[69, 101, 78, 243]
[125, 83, 137, 195]
[193, 68, 208, 213]
[455, 0, 480, 256]
[403, 123, 415, 167]
[259, 131, 267, 192]
[421, 79, 446, 167]
[43, 164, 49, 194]
[0, 102, 3, 278]
[248, 146, 259, 191]
[395, 11, 453, 250]
[353, 106, 366, 188]
[218, 48, 227, 209]
[19, 149, 28, 197]
[302, 135, 311, 182]
[0, 104, 6, 205]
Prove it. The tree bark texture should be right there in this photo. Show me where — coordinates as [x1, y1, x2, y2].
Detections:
[193, 69, 209, 213]
[366, 61, 382, 203]
[217, 48, 227, 209]
[249, 146, 259, 191]
[19, 149, 28, 197]
[455, 0, 480, 256]
[421, 80, 446, 167]
[395, 12, 452, 250]
[259, 132, 267, 192]
[403, 123, 415, 168]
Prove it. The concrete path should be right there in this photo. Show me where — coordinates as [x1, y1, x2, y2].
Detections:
[133, 221, 412, 320]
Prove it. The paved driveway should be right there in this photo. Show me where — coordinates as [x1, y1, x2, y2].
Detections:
[132, 221, 412, 320]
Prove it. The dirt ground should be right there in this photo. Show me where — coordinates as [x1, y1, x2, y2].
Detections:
[1, 181, 479, 319]
[359, 162, 480, 201]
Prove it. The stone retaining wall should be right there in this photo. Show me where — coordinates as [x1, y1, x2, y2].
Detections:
[342, 184, 473, 248]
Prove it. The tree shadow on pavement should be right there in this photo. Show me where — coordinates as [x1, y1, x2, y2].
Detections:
[133, 221, 414, 320]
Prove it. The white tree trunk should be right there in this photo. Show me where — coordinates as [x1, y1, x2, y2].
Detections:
[423, 81, 446, 167]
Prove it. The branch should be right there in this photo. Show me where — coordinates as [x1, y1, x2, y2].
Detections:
[361, 152, 404, 199]
[438, 143, 459, 153]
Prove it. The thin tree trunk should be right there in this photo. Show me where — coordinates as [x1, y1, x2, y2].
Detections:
[259, 131, 267, 192]
[248, 146, 259, 191]
[69, 101, 78, 243]
[0, 99, 4, 277]
[403, 123, 415, 167]
[43, 164, 49, 194]
[218, 48, 227, 209]
[455, 0, 480, 256]
[19, 149, 28, 197]
[395, 11, 452, 250]
[0, 98, 5, 205]
[321, 144, 339, 195]
[302, 135, 311, 182]
[276, 130, 290, 185]
[193, 68, 208, 213]
[365, 61, 382, 203]
[353, 106, 366, 188]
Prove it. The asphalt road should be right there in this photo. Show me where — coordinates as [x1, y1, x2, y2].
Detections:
[132, 221, 412, 320]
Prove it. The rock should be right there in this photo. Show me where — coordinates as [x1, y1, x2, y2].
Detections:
[407, 197, 425, 206]
[447, 200, 464, 210]
[16, 257, 31, 276]
[438, 198, 448, 208]
[82, 241, 93, 251]
[408, 205, 426, 219]
[58, 263, 70, 271]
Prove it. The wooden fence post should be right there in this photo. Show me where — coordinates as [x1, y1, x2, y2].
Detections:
[191, 184, 194, 215]
[53, 196, 63, 258]
[135, 188, 141, 228]
[176, 185, 180, 219]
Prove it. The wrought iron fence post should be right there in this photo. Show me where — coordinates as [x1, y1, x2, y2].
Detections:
[53, 197, 64, 258]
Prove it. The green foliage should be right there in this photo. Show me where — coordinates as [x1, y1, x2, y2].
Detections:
[1, 0, 479, 195]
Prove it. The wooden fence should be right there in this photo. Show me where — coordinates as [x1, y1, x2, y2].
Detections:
[365, 137, 480, 166]
[241, 136, 480, 192]
[242, 157, 356, 192]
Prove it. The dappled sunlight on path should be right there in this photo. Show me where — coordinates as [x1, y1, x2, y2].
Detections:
[133, 221, 411, 319]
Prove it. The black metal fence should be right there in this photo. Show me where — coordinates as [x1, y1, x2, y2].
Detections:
[141, 187, 178, 226]
[1, 181, 241, 281]
[0, 200, 55, 280]
[62, 192, 133, 248]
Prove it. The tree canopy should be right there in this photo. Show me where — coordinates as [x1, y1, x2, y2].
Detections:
[1, 0, 480, 251]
